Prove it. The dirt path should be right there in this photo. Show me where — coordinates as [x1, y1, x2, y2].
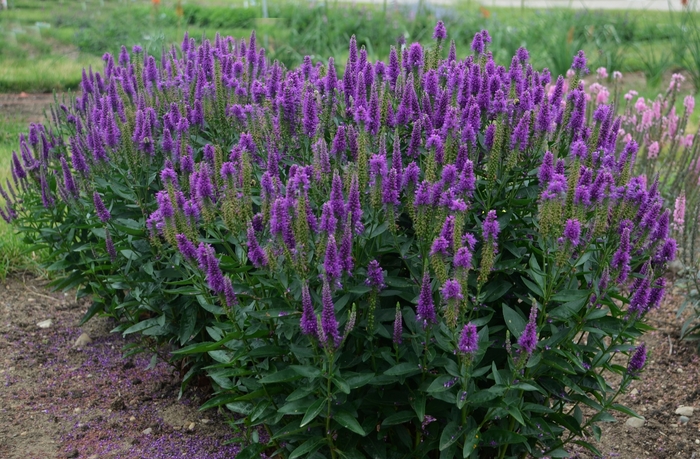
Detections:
[0, 93, 57, 125]
[0, 276, 242, 459]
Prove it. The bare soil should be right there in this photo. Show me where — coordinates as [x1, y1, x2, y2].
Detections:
[0, 275, 241, 459]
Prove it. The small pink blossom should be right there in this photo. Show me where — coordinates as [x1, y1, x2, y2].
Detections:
[673, 193, 686, 232]
[647, 141, 660, 159]
[669, 73, 685, 92]
[684, 95, 695, 115]
[596, 67, 608, 79]
[566, 69, 575, 79]
[683, 134, 695, 149]
[613, 71, 623, 80]
[596, 88, 610, 105]
[634, 97, 647, 113]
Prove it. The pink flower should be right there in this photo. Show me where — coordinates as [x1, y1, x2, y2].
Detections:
[647, 141, 660, 159]
[673, 193, 686, 232]
[596, 87, 610, 105]
[634, 97, 647, 113]
[669, 73, 685, 92]
[596, 67, 608, 79]
[613, 71, 623, 80]
[566, 69, 575, 79]
[685, 95, 695, 115]
[683, 134, 695, 149]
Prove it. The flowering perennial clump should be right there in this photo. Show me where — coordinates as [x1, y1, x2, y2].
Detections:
[4, 23, 674, 458]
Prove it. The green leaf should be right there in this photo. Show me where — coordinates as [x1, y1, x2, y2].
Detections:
[260, 368, 302, 384]
[334, 410, 366, 436]
[411, 393, 426, 422]
[573, 440, 602, 457]
[381, 411, 415, 426]
[507, 406, 525, 426]
[290, 365, 322, 380]
[521, 276, 543, 297]
[249, 399, 272, 423]
[427, 375, 456, 393]
[333, 376, 351, 394]
[248, 345, 287, 358]
[439, 421, 463, 451]
[289, 438, 327, 459]
[178, 304, 197, 346]
[300, 399, 325, 428]
[345, 373, 375, 389]
[278, 399, 314, 416]
[502, 304, 527, 338]
[462, 428, 480, 457]
[122, 317, 160, 335]
[480, 428, 526, 445]
[611, 403, 640, 418]
[551, 289, 590, 302]
[384, 362, 420, 376]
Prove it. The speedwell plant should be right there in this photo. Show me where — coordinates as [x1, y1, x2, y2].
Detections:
[3, 22, 672, 458]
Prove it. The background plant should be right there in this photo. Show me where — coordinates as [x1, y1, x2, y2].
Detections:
[2, 18, 678, 459]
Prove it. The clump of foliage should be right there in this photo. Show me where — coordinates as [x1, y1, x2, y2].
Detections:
[4, 23, 675, 458]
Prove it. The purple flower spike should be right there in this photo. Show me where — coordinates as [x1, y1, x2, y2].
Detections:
[517, 305, 538, 355]
[611, 225, 632, 283]
[223, 277, 238, 308]
[105, 230, 117, 262]
[300, 283, 318, 338]
[627, 343, 646, 375]
[324, 234, 342, 285]
[417, 272, 436, 328]
[454, 246, 473, 269]
[247, 223, 268, 268]
[365, 260, 386, 290]
[441, 279, 463, 302]
[433, 21, 447, 41]
[458, 323, 479, 354]
[571, 50, 588, 74]
[93, 192, 111, 223]
[393, 305, 403, 345]
[563, 219, 581, 246]
[176, 234, 198, 260]
[320, 280, 340, 349]
[538, 151, 554, 187]
[60, 157, 79, 199]
[482, 210, 500, 241]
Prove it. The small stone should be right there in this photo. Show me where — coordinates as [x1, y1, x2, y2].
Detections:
[669, 260, 684, 275]
[696, 439, 700, 445]
[188, 422, 196, 431]
[36, 319, 52, 329]
[72, 333, 92, 348]
[630, 388, 639, 396]
[201, 418, 211, 424]
[142, 427, 153, 435]
[129, 416, 136, 422]
[680, 416, 690, 425]
[692, 289, 699, 298]
[73, 408, 81, 413]
[676, 406, 695, 416]
[625, 416, 645, 428]
[110, 397, 126, 411]
[66, 450, 79, 459]
[677, 368, 684, 373]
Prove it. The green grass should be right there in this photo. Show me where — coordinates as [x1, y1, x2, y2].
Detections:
[0, 116, 42, 279]
[0, 0, 697, 93]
